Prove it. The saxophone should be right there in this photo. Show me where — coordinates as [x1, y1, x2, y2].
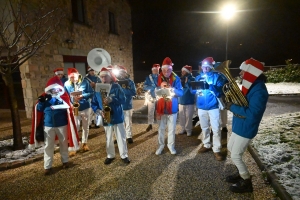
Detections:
[73, 100, 80, 116]
[100, 90, 111, 124]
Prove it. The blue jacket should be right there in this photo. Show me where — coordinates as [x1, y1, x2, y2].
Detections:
[64, 78, 94, 111]
[178, 73, 195, 105]
[143, 74, 159, 98]
[91, 83, 126, 125]
[230, 79, 269, 139]
[85, 74, 101, 84]
[156, 73, 183, 114]
[37, 98, 68, 127]
[193, 71, 226, 110]
[119, 78, 136, 110]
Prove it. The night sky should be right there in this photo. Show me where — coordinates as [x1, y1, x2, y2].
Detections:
[129, 0, 300, 82]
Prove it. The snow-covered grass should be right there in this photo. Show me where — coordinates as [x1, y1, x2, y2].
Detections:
[251, 83, 300, 199]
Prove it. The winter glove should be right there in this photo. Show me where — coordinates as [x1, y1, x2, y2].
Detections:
[225, 102, 233, 110]
[38, 95, 46, 102]
[45, 94, 52, 102]
[203, 81, 210, 89]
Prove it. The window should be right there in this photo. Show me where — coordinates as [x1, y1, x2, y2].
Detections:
[109, 12, 118, 34]
[71, 0, 85, 23]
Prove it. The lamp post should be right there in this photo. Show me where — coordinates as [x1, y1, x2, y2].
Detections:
[221, 4, 236, 61]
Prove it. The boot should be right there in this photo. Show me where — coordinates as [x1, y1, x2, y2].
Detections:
[229, 178, 253, 193]
[146, 124, 152, 132]
[226, 173, 243, 183]
[82, 143, 90, 152]
[44, 168, 52, 176]
[69, 151, 76, 157]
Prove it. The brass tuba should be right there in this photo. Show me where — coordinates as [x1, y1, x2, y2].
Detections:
[213, 60, 248, 107]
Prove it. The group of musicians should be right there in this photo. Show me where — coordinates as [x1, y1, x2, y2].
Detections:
[30, 55, 269, 193]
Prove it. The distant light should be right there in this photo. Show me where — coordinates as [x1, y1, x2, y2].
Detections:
[240, 43, 242, 45]
[112, 68, 119, 76]
[221, 4, 236, 20]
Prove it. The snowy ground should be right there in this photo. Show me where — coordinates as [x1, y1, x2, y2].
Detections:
[0, 82, 300, 198]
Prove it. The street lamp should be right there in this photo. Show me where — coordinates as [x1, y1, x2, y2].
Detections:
[221, 4, 236, 60]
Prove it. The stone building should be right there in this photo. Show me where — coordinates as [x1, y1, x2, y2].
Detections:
[10, 0, 133, 118]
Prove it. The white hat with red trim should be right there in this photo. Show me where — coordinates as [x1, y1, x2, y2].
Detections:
[182, 65, 192, 73]
[240, 58, 265, 95]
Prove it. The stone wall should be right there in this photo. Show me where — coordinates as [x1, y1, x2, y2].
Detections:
[19, 0, 133, 118]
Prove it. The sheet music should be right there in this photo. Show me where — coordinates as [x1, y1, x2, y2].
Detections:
[70, 91, 82, 97]
[95, 83, 112, 96]
[155, 88, 171, 98]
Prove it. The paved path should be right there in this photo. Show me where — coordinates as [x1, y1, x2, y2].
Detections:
[0, 99, 286, 200]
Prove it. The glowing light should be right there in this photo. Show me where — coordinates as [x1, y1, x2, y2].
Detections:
[112, 68, 119, 76]
[221, 4, 236, 20]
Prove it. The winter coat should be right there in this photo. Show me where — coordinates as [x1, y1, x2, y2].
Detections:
[178, 73, 195, 105]
[85, 74, 101, 84]
[64, 78, 94, 111]
[143, 74, 159, 98]
[230, 79, 269, 139]
[193, 71, 226, 110]
[37, 98, 68, 127]
[119, 78, 136, 110]
[156, 73, 183, 114]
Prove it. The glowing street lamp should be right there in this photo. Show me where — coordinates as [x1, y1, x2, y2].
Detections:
[221, 4, 236, 60]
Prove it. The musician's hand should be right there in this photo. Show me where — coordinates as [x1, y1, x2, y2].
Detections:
[225, 102, 233, 110]
[74, 95, 83, 101]
[161, 81, 168, 88]
[96, 109, 102, 115]
[90, 82, 96, 88]
[104, 97, 112, 104]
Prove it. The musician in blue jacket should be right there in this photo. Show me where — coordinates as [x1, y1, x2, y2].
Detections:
[143, 64, 160, 132]
[85, 66, 101, 128]
[115, 66, 136, 144]
[192, 57, 226, 161]
[178, 65, 195, 136]
[155, 57, 183, 155]
[64, 68, 94, 152]
[94, 67, 130, 165]
[225, 58, 268, 193]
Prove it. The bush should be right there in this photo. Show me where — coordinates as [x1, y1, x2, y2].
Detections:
[264, 60, 300, 83]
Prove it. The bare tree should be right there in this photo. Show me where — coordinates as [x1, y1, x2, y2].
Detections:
[0, 0, 64, 150]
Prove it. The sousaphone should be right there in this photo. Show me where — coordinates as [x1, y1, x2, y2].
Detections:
[87, 48, 111, 71]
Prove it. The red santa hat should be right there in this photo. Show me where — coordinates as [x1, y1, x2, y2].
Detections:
[161, 57, 173, 69]
[99, 67, 118, 82]
[44, 76, 65, 95]
[182, 65, 192, 73]
[240, 58, 265, 95]
[53, 68, 64, 75]
[68, 68, 79, 78]
[201, 57, 215, 68]
[118, 65, 127, 73]
[152, 64, 160, 71]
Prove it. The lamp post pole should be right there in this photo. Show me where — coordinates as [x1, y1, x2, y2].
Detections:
[225, 22, 228, 60]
